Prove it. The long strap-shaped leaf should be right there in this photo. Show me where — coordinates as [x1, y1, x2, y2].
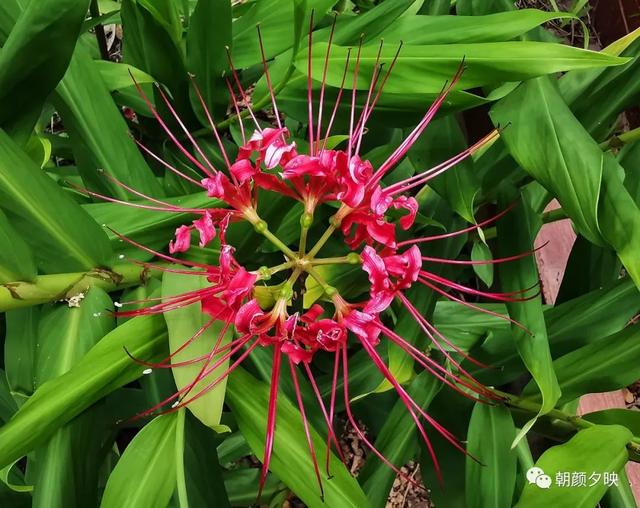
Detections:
[0, 128, 113, 273]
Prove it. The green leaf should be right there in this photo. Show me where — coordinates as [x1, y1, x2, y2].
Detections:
[0, 0, 90, 138]
[162, 271, 233, 430]
[232, 0, 335, 68]
[583, 409, 640, 436]
[0, 314, 167, 469]
[175, 410, 231, 508]
[32, 288, 116, 508]
[465, 404, 517, 508]
[515, 425, 632, 507]
[187, 0, 231, 121]
[94, 61, 156, 91]
[54, 46, 163, 200]
[299, 42, 628, 95]
[523, 324, 640, 405]
[496, 191, 560, 443]
[4, 307, 39, 405]
[226, 367, 370, 508]
[492, 77, 604, 244]
[381, 9, 577, 45]
[471, 241, 494, 287]
[101, 414, 178, 508]
[121, 0, 191, 118]
[0, 128, 113, 273]
[0, 209, 36, 283]
[321, 0, 422, 45]
[492, 76, 640, 286]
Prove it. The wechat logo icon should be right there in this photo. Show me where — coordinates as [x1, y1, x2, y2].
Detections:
[527, 467, 552, 489]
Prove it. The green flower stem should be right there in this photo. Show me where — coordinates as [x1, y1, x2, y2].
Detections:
[245, 209, 297, 259]
[311, 254, 361, 266]
[305, 266, 336, 296]
[495, 388, 640, 456]
[599, 126, 640, 151]
[260, 227, 298, 259]
[306, 224, 337, 259]
[0, 263, 158, 312]
[298, 212, 314, 256]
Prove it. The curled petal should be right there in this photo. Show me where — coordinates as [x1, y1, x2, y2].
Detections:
[193, 211, 216, 247]
[264, 141, 297, 169]
[393, 195, 419, 230]
[235, 299, 265, 334]
[384, 246, 422, 288]
[169, 225, 192, 253]
[361, 246, 390, 291]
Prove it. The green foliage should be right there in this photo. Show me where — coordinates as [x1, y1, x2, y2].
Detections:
[1, 1, 639, 506]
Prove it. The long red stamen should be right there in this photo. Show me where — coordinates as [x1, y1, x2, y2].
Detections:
[189, 75, 233, 171]
[347, 36, 365, 161]
[307, 10, 315, 155]
[417, 278, 532, 335]
[353, 40, 384, 157]
[154, 84, 218, 176]
[226, 78, 246, 143]
[303, 361, 347, 475]
[354, 42, 403, 141]
[369, 61, 466, 187]
[320, 48, 352, 153]
[259, 344, 282, 500]
[315, 15, 337, 154]
[226, 47, 262, 132]
[130, 74, 216, 178]
[108, 228, 212, 269]
[397, 204, 516, 247]
[257, 24, 284, 132]
[289, 359, 324, 499]
[421, 243, 546, 266]
[135, 139, 204, 186]
[341, 346, 426, 491]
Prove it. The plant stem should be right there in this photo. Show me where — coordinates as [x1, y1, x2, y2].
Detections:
[306, 224, 337, 259]
[495, 388, 640, 456]
[89, 0, 110, 61]
[259, 227, 297, 259]
[599, 126, 640, 151]
[0, 264, 158, 312]
[311, 255, 358, 266]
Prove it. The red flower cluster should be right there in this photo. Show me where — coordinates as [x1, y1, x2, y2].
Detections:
[87, 21, 538, 499]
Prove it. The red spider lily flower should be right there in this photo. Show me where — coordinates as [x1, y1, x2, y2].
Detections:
[86, 18, 540, 500]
